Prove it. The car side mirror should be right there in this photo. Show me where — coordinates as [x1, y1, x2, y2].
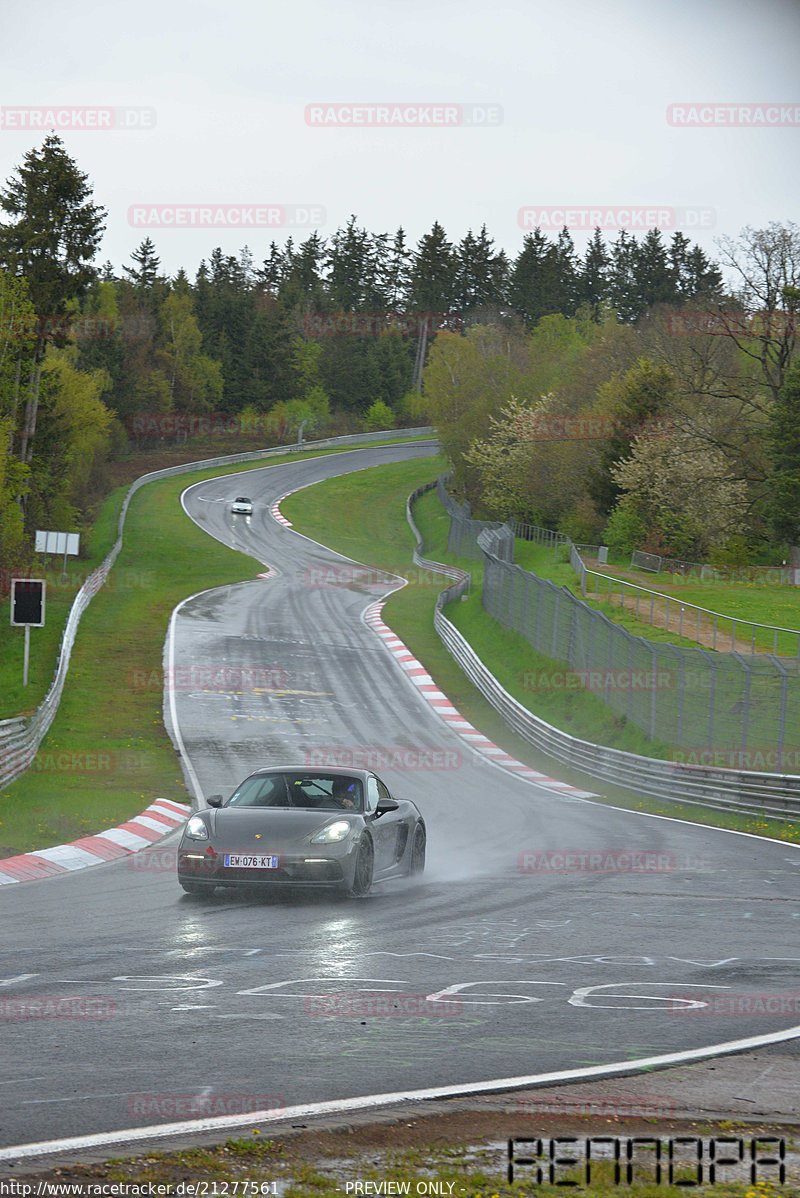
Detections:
[207, 794, 223, 808]
[375, 797, 399, 816]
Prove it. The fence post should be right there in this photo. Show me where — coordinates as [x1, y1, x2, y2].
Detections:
[551, 591, 560, 658]
[536, 581, 544, 652]
[735, 652, 752, 758]
[776, 659, 789, 771]
[707, 655, 717, 754]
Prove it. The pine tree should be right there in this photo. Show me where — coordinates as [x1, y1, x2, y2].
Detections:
[123, 237, 162, 289]
[608, 232, 638, 323]
[456, 224, 508, 314]
[580, 228, 610, 319]
[630, 229, 675, 317]
[508, 229, 553, 328]
[407, 222, 458, 314]
[0, 134, 106, 462]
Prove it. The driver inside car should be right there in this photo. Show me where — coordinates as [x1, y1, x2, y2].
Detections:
[331, 777, 358, 809]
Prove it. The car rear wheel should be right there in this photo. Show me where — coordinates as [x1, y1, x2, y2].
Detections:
[347, 835, 374, 897]
[410, 823, 426, 875]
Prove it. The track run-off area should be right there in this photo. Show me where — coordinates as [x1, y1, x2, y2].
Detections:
[2, 441, 799, 1158]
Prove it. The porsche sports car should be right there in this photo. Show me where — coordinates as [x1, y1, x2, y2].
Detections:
[177, 766, 426, 898]
[230, 496, 253, 515]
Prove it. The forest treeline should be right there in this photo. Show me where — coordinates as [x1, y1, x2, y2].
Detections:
[1, 135, 798, 580]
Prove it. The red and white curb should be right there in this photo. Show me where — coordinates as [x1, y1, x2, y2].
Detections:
[270, 490, 299, 527]
[364, 602, 598, 799]
[0, 798, 189, 886]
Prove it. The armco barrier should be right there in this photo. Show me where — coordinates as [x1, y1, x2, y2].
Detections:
[0, 428, 433, 791]
[409, 482, 800, 822]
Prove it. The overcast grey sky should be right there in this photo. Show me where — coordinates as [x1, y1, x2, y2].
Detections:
[2, 0, 798, 278]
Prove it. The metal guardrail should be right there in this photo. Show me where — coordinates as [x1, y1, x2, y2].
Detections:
[407, 480, 800, 823]
[0, 427, 434, 791]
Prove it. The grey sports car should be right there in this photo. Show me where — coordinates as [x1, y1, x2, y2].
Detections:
[177, 765, 426, 898]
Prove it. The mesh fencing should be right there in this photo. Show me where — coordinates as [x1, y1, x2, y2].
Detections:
[439, 477, 800, 769]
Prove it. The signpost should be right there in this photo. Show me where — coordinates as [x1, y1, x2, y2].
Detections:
[10, 579, 46, 687]
[35, 529, 80, 582]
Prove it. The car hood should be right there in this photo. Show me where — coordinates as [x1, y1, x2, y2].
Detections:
[206, 807, 358, 849]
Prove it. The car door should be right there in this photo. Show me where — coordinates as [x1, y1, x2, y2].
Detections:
[366, 774, 401, 873]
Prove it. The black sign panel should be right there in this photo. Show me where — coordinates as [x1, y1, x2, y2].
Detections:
[11, 579, 46, 626]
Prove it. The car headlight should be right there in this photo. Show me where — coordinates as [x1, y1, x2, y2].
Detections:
[186, 814, 209, 840]
[311, 820, 352, 844]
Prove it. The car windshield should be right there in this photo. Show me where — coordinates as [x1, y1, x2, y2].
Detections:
[226, 772, 364, 812]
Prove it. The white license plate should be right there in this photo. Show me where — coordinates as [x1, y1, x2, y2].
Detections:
[224, 854, 279, 869]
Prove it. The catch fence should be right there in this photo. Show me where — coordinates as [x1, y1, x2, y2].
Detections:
[439, 477, 800, 768]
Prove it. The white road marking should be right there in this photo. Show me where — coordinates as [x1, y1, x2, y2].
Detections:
[3, 1024, 800, 1162]
[215, 1013, 285, 1020]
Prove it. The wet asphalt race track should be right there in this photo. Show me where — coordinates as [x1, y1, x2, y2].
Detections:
[2, 441, 800, 1150]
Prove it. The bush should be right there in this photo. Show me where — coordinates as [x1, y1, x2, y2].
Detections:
[604, 501, 647, 556]
[363, 399, 395, 432]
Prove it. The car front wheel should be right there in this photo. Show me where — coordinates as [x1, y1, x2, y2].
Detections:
[410, 823, 426, 875]
[346, 835, 374, 897]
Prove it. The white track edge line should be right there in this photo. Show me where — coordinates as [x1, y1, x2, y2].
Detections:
[3, 1023, 800, 1161]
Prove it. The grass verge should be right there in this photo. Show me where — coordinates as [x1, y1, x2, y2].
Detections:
[7, 1117, 798, 1195]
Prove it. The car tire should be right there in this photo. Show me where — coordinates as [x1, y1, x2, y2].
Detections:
[180, 881, 214, 897]
[346, 835, 374, 897]
[409, 822, 426, 875]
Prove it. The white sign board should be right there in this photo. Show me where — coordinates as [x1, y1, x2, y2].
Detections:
[35, 530, 80, 555]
